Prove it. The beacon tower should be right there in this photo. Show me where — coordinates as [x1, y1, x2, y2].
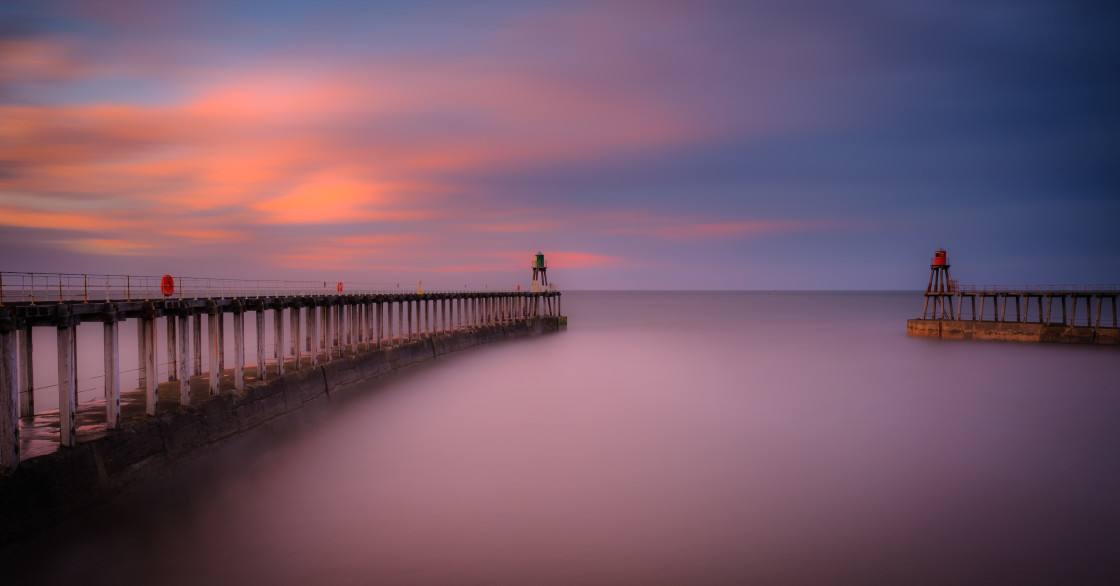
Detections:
[531, 251, 549, 293]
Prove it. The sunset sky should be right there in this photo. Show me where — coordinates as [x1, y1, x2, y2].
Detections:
[1, 0, 1117, 290]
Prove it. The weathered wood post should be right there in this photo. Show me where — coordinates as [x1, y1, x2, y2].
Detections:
[142, 315, 157, 415]
[290, 304, 300, 370]
[387, 300, 395, 347]
[18, 324, 32, 416]
[104, 314, 121, 428]
[177, 313, 189, 406]
[58, 321, 77, 446]
[289, 304, 299, 368]
[350, 303, 358, 354]
[310, 304, 320, 366]
[192, 314, 202, 375]
[406, 299, 413, 341]
[274, 307, 286, 376]
[207, 309, 220, 395]
[256, 308, 267, 382]
[137, 318, 147, 388]
[305, 302, 315, 359]
[233, 307, 244, 393]
[398, 299, 404, 344]
[375, 300, 383, 349]
[167, 314, 177, 381]
[1, 320, 20, 470]
[217, 311, 225, 372]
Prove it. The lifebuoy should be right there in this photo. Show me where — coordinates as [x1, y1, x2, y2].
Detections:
[160, 275, 175, 297]
[337, 282, 343, 292]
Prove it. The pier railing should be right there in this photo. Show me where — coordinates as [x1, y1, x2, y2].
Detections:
[0, 272, 520, 305]
[953, 284, 1120, 295]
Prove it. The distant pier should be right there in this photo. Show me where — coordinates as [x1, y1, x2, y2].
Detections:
[906, 250, 1119, 345]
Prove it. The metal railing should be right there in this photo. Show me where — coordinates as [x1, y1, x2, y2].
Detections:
[948, 284, 1120, 294]
[0, 272, 531, 305]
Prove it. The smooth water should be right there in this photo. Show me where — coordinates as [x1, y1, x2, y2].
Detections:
[6, 292, 1120, 584]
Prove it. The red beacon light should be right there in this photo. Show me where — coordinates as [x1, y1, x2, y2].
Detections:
[932, 249, 948, 267]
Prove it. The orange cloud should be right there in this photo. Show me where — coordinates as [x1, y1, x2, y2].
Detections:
[254, 181, 435, 224]
[161, 229, 246, 243]
[0, 207, 136, 232]
[54, 238, 161, 256]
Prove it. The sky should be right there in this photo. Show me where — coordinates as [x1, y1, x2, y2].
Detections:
[1, 0, 1117, 290]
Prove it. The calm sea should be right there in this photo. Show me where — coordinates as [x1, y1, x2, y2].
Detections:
[6, 291, 1120, 585]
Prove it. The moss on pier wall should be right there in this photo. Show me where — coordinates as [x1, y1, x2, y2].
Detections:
[0, 317, 564, 545]
[906, 319, 1119, 345]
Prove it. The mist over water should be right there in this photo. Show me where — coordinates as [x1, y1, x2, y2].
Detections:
[7, 292, 1120, 584]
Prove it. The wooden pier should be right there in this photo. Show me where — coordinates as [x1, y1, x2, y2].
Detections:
[0, 272, 562, 472]
[907, 251, 1119, 345]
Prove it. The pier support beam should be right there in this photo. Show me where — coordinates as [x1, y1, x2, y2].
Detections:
[275, 307, 286, 377]
[167, 315, 177, 381]
[141, 317, 157, 416]
[208, 312, 220, 395]
[137, 319, 146, 388]
[1, 326, 19, 470]
[17, 325, 32, 417]
[104, 318, 121, 428]
[376, 302, 383, 348]
[310, 305, 320, 366]
[177, 314, 189, 406]
[57, 323, 77, 447]
[192, 314, 202, 375]
[233, 310, 244, 393]
[387, 301, 394, 346]
[256, 309, 267, 383]
[290, 306, 300, 370]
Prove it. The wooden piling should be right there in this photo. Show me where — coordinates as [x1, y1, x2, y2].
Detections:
[17, 325, 32, 417]
[105, 319, 121, 428]
[192, 314, 202, 375]
[57, 324, 77, 447]
[274, 307, 286, 377]
[233, 310, 244, 393]
[310, 305, 320, 366]
[375, 301, 382, 349]
[177, 314, 189, 406]
[256, 309, 266, 382]
[137, 318, 147, 388]
[290, 305, 300, 370]
[142, 317, 156, 415]
[167, 315, 177, 381]
[207, 312, 220, 395]
[1, 327, 20, 470]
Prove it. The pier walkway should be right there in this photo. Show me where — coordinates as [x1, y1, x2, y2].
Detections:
[0, 272, 562, 471]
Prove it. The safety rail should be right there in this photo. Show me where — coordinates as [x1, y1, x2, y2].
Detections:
[0, 272, 522, 305]
[946, 284, 1120, 294]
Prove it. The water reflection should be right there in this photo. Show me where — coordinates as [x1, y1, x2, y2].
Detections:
[5, 292, 1120, 584]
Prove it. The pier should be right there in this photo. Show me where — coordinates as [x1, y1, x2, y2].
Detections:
[0, 272, 563, 473]
[906, 250, 1119, 345]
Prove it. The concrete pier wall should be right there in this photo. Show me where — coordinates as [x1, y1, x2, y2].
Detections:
[907, 319, 1120, 345]
[0, 317, 564, 545]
